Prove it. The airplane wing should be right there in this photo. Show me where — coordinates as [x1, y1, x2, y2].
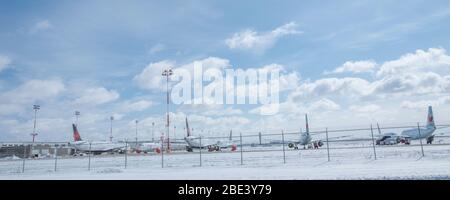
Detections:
[435, 126, 450, 130]
[201, 140, 221, 147]
[285, 140, 300, 144]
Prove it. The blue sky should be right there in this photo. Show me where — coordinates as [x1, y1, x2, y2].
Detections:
[1, 0, 450, 141]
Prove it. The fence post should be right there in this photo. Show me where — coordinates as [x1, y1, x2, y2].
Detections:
[22, 143, 26, 173]
[161, 137, 164, 168]
[124, 140, 128, 169]
[281, 130, 286, 164]
[88, 142, 91, 171]
[417, 122, 425, 157]
[326, 128, 330, 162]
[199, 136, 202, 167]
[259, 132, 262, 145]
[370, 124, 377, 160]
[240, 133, 243, 165]
[54, 145, 58, 172]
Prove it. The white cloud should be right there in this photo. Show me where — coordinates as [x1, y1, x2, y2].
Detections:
[293, 48, 450, 101]
[121, 100, 153, 112]
[4, 47, 450, 141]
[225, 22, 301, 52]
[224, 63, 300, 104]
[0, 55, 11, 72]
[178, 57, 231, 73]
[111, 113, 124, 121]
[247, 47, 450, 130]
[181, 114, 250, 133]
[31, 20, 53, 33]
[148, 43, 166, 54]
[0, 79, 65, 104]
[134, 57, 230, 91]
[371, 72, 450, 95]
[309, 98, 341, 111]
[202, 107, 243, 116]
[0, 79, 65, 116]
[133, 60, 175, 91]
[401, 96, 450, 109]
[377, 48, 450, 77]
[350, 104, 381, 113]
[292, 73, 450, 101]
[73, 87, 120, 105]
[325, 60, 377, 74]
[290, 77, 372, 101]
[249, 98, 340, 116]
[260, 63, 301, 91]
[178, 95, 243, 116]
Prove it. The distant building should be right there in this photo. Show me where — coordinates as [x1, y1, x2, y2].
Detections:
[0, 143, 74, 159]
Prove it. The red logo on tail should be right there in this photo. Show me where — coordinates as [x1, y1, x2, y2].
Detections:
[72, 124, 82, 141]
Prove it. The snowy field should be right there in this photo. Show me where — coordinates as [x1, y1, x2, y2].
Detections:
[1, 141, 450, 180]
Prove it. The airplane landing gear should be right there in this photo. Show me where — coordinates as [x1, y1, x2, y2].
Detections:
[427, 136, 434, 144]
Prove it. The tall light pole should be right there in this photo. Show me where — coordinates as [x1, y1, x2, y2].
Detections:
[74, 111, 80, 126]
[174, 126, 176, 141]
[162, 68, 173, 152]
[152, 122, 155, 142]
[135, 120, 139, 147]
[110, 116, 114, 142]
[31, 105, 40, 143]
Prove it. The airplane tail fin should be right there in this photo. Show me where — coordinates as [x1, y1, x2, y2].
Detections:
[185, 117, 191, 137]
[305, 114, 310, 135]
[72, 124, 82, 141]
[427, 106, 435, 128]
[377, 123, 382, 135]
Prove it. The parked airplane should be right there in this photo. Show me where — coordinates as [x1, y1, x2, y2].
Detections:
[376, 106, 437, 145]
[184, 117, 237, 152]
[135, 138, 187, 153]
[288, 114, 324, 149]
[401, 106, 436, 144]
[216, 130, 239, 150]
[374, 123, 409, 145]
[135, 142, 161, 153]
[68, 124, 126, 155]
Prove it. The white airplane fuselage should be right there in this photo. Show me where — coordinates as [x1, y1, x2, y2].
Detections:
[185, 136, 218, 148]
[377, 106, 436, 144]
[401, 126, 436, 140]
[137, 142, 160, 152]
[299, 132, 312, 146]
[69, 141, 125, 153]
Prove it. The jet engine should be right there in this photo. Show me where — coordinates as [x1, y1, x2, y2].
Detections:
[207, 145, 220, 152]
[312, 140, 324, 149]
[288, 143, 296, 149]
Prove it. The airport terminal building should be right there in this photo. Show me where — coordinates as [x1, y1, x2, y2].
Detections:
[0, 143, 74, 159]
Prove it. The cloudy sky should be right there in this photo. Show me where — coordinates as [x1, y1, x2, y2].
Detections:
[1, 0, 450, 142]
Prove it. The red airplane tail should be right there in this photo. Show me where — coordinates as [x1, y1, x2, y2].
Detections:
[426, 106, 435, 128]
[72, 124, 82, 141]
[185, 117, 191, 137]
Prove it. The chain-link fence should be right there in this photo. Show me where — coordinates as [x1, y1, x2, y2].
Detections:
[1, 123, 450, 174]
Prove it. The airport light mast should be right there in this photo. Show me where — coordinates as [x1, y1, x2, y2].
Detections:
[135, 120, 139, 147]
[30, 105, 40, 143]
[151, 122, 155, 142]
[74, 111, 80, 126]
[174, 125, 176, 141]
[110, 116, 114, 142]
[162, 68, 173, 152]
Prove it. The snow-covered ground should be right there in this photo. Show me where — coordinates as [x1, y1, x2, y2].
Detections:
[1, 142, 450, 179]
